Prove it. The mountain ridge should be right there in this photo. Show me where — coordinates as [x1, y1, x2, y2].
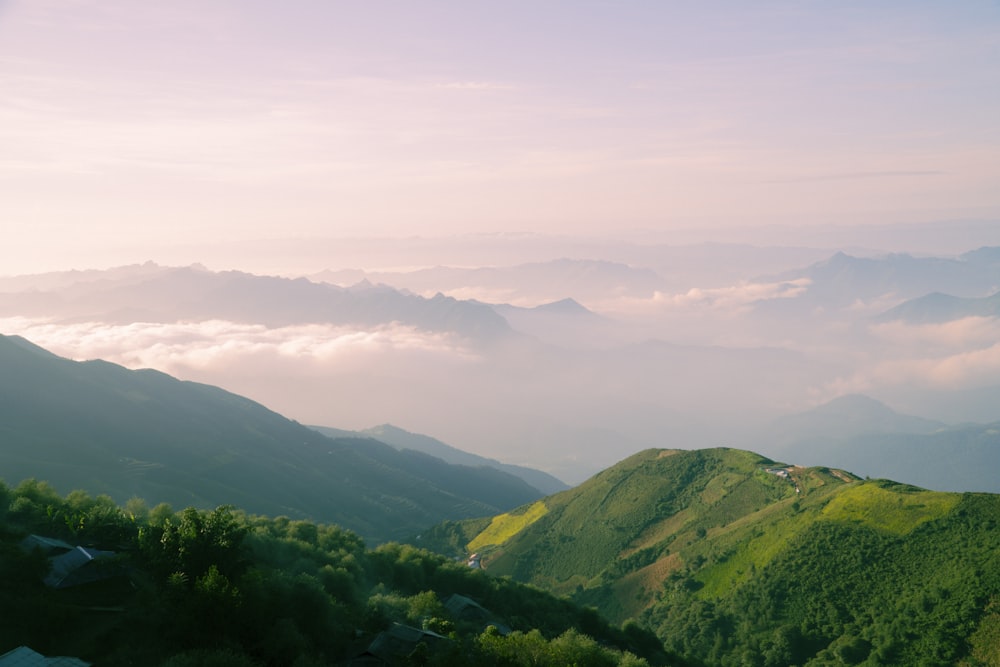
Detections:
[0, 334, 542, 542]
[354, 424, 569, 495]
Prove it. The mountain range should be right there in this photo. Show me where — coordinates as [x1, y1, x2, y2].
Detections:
[0, 263, 510, 339]
[0, 334, 549, 543]
[311, 258, 666, 304]
[764, 247, 1000, 306]
[747, 394, 1000, 493]
[5, 248, 1000, 483]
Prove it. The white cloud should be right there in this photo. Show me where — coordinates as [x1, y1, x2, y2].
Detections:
[0, 318, 480, 376]
[599, 278, 811, 318]
[869, 316, 1000, 350]
[824, 338, 1000, 397]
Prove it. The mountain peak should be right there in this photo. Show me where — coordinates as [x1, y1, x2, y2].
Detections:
[533, 297, 591, 315]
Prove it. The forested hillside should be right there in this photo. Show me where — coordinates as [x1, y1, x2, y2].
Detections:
[0, 334, 543, 543]
[419, 448, 1000, 666]
[0, 481, 670, 666]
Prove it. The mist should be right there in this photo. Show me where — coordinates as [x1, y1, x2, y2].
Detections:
[3, 225, 1000, 484]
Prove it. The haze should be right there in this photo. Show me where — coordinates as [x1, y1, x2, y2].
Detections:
[2, 2, 1000, 484]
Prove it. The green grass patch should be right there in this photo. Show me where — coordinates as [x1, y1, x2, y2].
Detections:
[821, 482, 960, 534]
[468, 500, 549, 551]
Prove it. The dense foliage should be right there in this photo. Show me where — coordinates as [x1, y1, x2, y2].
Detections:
[0, 479, 669, 666]
[643, 490, 1000, 666]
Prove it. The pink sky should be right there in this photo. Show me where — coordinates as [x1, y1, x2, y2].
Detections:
[2, 1, 999, 274]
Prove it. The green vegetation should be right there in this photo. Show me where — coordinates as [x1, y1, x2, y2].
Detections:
[820, 480, 960, 534]
[0, 334, 545, 544]
[468, 501, 549, 552]
[419, 448, 1000, 666]
[0, 479, 672, 666]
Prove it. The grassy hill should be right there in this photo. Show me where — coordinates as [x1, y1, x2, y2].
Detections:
[418, 447, 1000, 666]
[0, 334, 542, 543]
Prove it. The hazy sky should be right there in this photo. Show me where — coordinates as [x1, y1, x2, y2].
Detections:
[2, 1, 999, 274]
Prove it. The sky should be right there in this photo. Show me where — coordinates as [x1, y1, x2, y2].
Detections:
[2, 1, 1000, 275]
[2, 1, 1000, 483]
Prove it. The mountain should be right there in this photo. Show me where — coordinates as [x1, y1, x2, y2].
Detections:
[488, 298, 619, 346]
[760, 394, 944, 445]
[346, 423, 569, 495]
[877, 290, 1000, 323]
[748, 395, 1000, 492]
[417, 447, 1000, 666]
[312, 258, 666, 304]
[749, 247, 1000, 318]
[0, 264, 510, 339]
[0, 335, 543, 542]
[776, 248, 1000, 301]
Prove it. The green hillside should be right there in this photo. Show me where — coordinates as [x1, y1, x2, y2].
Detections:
[419, 448, 1000, 666]
[0, 335, 543, 543]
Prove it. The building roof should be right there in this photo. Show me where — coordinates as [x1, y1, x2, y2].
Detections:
[43, 546, 118, 589]
[365, 623, 449, 662]
[19, 535, 74, 555]
[444, 593, 488, 617]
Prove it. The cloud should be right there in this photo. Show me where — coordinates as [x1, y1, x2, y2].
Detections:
[0, 318, 480, 376]
[869, 316, 1000, 350]
[814, 317, 1000, 399]
[601, 278, 811, 318]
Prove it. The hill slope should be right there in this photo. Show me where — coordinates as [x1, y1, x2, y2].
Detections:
[347, 424, 569, 495]
[0, 335, 542, 542]
[419, 447, 1000, 666]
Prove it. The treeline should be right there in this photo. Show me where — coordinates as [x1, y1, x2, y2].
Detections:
[0, 479, 671, 666]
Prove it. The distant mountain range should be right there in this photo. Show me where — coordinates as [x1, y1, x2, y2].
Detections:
[0, 334, 546, 542]
[762, 394, 944, 442]
[418, 446, 1000, 666]
[749, 247, 1000, 319]
[749, 394, 1000, 493]
[311, 258, 666, 304]
[0, 263, 510, 339]
[877, 290, 1000, 323]
[312, 423, 569, 495]
[768, 247, 1000, 303]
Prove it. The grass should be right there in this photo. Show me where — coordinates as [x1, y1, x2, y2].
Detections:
[821, 482, 960, 534]
[467, 500, 549, 552]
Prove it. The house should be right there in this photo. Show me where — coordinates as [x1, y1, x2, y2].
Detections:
[19, 535, 122, 589]
[444, 594, 490, 623]
[0, 646, 91, 667]
[444, 594, 511, 635]
[44, 546, 119, 589]
[354, 623, 450, 664]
